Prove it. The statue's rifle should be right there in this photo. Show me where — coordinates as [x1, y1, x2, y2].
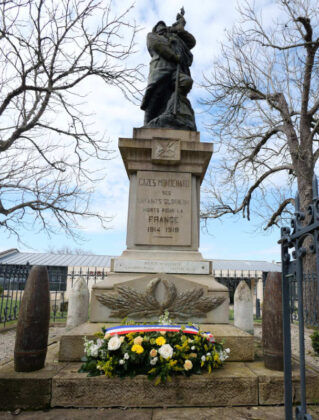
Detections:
[173, 62, 180, 116]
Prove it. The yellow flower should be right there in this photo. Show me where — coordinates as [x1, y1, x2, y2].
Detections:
[133, 336, 143, 345]
[189, 353, 197, 358]
[169, 359, 177, 367]
[214, 353, 220, 362]
[150, 349, 158, 357]
[132, 344, 144, 354]
[126, 333, 135, 343]
[184, 360, 193, 371]
[155, 336, 166, 346]
[104, 333, 111, 339]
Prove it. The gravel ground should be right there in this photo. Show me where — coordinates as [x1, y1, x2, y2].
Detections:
[0, 326, 66, 365]
[254, 323, 319, 371]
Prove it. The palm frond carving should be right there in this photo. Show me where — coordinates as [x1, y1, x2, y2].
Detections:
[95, 277, 226, 319]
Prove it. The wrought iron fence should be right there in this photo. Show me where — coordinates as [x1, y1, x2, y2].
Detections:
[288, 269, 319, 328]
[214, 269, 263, 319]
[0, 264, 108, 328]
[281, 175, 319, 420]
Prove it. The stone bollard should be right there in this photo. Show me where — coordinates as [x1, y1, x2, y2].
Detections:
[262, 271, 283, 371]
[14, 266, 50, 372]
[66, 277, 89, 329]
[234, 280, 254, 334]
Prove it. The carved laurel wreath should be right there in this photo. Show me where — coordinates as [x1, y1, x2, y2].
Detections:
[95, 277, 226, 319]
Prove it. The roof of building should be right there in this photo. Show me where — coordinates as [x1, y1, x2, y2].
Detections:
[212, 259, 281, 273]
[0, 250, 113, 267]
[0, 249, 281, 272]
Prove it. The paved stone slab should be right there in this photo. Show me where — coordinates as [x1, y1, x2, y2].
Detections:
[113, 258, 211, 274]
[152, 406, 287, 420]
[58, 323, 254, 362]
[5, 406, 314, 420]
[51, 362, 258, 408]
[0, 343, 68, 410]
[246, 360, 319, 405]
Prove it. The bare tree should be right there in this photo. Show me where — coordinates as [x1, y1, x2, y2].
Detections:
[46, 245, 93, 255]
[201, 0, 319, 231]
[0, 0, 142, 239]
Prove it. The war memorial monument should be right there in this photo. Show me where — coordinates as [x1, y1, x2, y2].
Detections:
[3, 9, 318, 412]
[59, 8, 254, 367]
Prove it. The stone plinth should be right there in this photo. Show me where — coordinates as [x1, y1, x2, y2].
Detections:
[119, 135, 212, 181]
[58, 322, 253, 362]
[133, 127, 200, 142]
[90, 272, 229, 324]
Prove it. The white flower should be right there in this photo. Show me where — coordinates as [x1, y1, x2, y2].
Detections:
[219, 349, 230, 362]
[124, 353, 130, 360]
[96, 338, 104, 348]
[150, 357, 158, 365]
[201, 355, 206, 361]
[206, 352, 211, 356]
[119, 359, 125, 365]
[90, 344, 100, 357]
[191, 346, 195, 350]
[225, 348, 230, 354]
[158, 344, 173, 359]
[107, 335, 122, 351]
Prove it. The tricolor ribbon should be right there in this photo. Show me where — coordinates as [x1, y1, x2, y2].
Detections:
[104, 324, 215, 343]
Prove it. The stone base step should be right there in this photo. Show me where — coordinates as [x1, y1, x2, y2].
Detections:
[52, 362, 258, 408]
[58, 322, 254, 362]
[1, 342, 319, 410]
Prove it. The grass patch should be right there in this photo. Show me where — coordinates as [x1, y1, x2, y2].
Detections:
[229, 308, 234, 321]
[0, 297, 20, 323]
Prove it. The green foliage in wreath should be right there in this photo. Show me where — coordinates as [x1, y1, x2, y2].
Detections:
[79, 326, 230, 384]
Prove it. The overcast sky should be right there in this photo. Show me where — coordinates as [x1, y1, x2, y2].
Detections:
[0, 0, 282, 262]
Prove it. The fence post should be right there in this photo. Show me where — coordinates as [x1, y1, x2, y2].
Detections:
[281, 227, 293, 420]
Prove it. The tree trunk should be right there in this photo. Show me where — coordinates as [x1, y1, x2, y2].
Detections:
[297, 171, 319, 326]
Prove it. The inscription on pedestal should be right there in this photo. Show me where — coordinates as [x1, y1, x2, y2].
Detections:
[113, 259, 210, 274]
[135, 171, 191, 246]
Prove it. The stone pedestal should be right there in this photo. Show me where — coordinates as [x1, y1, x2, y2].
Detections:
[119, 127, 212, 254]
[90, 128, 229, 324]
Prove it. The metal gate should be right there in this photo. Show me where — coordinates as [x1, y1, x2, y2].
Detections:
[281, 175, 319, 420]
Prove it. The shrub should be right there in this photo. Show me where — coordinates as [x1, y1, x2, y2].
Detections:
[310, 330, 319, 356]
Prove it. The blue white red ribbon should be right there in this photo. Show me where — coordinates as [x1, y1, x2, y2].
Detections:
[104, 324, 215, 343]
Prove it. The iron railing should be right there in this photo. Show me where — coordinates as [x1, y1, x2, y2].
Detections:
[281, 175, 319, 420]
[288, 270, 319, 328]
[214, 269, 263, 319]
[0, 264, 108, 327]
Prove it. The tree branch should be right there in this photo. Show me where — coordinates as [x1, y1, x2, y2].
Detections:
[264, 198, 295, 230]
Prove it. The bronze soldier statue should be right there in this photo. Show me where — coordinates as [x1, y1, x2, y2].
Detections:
[141, 9, 197, 131]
